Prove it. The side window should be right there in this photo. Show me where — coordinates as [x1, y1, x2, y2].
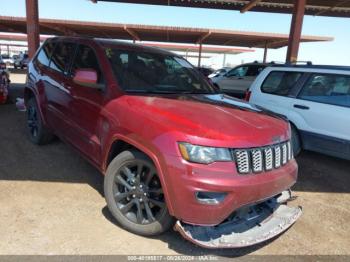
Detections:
[246, 65, 265, 76]
[298, 74, 350, 108]
[261, 71, 302, 96]
[227, 66, 248, 77]
[71, 45, 104, 84]
[36, 40, 56, 67]
[49, 42, 76, 74]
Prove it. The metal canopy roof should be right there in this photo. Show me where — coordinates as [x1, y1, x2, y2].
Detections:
[0, 33, 253, 55]
[93, 0, 350, 17]
[0, 16, 332, 49]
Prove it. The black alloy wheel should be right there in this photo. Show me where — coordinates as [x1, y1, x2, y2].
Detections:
[113, 160, 165, 225]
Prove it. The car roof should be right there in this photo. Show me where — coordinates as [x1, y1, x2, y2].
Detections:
[270, 64, 350, 71]
[47, 36, 178, 57]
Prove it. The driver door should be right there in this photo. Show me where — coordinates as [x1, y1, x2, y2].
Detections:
[65, 44, 106, 165]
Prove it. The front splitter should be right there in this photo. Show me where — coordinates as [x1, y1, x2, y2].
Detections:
[174, 192, 302, 249]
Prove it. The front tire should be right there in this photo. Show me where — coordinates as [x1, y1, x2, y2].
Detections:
[26, 98, 54, 145]
[104, 150, 174, 236]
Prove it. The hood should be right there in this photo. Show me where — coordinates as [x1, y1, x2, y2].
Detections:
[125, 94, 290, 148]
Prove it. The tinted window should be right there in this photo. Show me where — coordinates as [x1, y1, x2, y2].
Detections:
[71, 45, 103, 84]
[261, 71, 302, 96]
[227, 66, 248, 77]
[49, 42, 76, 74]
[246, 65, 265, 76]
[105, 48, 216, 94]
[299, 74, 350, 108]
[36, 40, 56, 67]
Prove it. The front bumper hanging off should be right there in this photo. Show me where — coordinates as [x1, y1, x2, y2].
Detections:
[174, 190, 302, 249]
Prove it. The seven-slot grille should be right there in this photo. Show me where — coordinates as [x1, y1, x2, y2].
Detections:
[234, 141, 293, 174]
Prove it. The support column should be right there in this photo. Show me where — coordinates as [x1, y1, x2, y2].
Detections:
[7, 45, 10, 55]
[26, 0, 40, 58]
[286, 0, 306, 63]
[263, 41, 268, 63]
[198, 42, 202, 67]
[223, 54, 227, 67]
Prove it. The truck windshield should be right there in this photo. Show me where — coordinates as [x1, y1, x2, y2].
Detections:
[105, 47, 217, 94]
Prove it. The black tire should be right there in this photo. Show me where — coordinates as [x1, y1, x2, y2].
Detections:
[104, 150, 174, 236]
[291, 125, 301, 156]
[26, 97, 54, 145]
[14, 65, 18, 69]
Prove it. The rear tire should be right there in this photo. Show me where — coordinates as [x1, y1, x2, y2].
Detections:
[26, 98, 54, 145]
[104, 150, 174, 236]
[291, 125, 301, 156]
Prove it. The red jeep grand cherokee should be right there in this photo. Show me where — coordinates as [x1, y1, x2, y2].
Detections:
[25, 37, 301, 248]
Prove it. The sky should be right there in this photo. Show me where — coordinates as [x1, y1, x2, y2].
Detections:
[1, 0, 350, 68]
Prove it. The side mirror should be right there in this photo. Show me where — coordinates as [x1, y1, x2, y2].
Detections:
[73, 69, 99, 88]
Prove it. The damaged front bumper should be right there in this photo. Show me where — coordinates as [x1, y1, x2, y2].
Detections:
[174, 190, 302, 249]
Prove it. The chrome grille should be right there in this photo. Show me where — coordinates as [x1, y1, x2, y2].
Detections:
[274, 146, 281, 168]
[251, 149, 263, 173]
[234, 141, 292, 175]
[264, 148, 273, 171]
[235, 150, 250, 174]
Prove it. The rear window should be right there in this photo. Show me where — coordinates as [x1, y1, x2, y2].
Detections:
[298, 73, 350, 108]
[261, 71, 302, 96]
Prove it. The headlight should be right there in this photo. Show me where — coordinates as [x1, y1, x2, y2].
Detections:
[178, 142, 232, 164]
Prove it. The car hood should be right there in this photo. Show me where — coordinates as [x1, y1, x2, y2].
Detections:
[124, 94, 290, 148]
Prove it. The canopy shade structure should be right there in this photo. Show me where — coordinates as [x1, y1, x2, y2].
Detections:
[92, 0, 350, 18]
[0, 16, 332, 49]
[142, 43, 254, 54]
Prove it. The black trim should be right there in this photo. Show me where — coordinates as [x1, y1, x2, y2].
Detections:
[299, 130, 350, 161]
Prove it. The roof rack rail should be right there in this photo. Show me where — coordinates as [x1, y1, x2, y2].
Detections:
[288, 61, 313, 66]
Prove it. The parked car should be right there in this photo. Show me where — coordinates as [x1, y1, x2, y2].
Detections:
[246, 65, 350, 160]
[196, 66, 214, 77]
[208, 67, 231, 79]
[12, 54, 19, 64]
[14, 53, 29, 69]
[212, 62, 268, 96]
[1, 54, 13, 66]
[24, 37, 301, 248]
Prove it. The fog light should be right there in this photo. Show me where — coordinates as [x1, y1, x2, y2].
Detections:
[195, 192, 227, 205]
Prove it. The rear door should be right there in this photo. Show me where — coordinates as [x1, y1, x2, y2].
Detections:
[294, 73, 350, 157]
[251, 70, 305, 118]
[44, 41, 77, 139]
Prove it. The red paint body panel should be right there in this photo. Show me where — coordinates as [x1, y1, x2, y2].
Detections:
[25, 37, 298, 226]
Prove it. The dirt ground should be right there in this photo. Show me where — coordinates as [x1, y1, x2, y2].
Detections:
[0, 72, 349, 256]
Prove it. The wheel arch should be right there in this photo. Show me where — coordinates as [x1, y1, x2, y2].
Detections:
[103, 135, 175, 215]
[24, 87, 47, 125]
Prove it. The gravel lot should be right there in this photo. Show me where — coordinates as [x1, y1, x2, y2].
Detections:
[0, 72, 349, 256]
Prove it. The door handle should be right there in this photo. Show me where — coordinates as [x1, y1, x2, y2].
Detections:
[294, 104, 310, 110]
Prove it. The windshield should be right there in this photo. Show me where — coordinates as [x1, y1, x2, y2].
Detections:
[105, 47, 217, 94]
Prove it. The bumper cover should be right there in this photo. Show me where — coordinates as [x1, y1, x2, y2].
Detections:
[174, 191, 302, 248]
